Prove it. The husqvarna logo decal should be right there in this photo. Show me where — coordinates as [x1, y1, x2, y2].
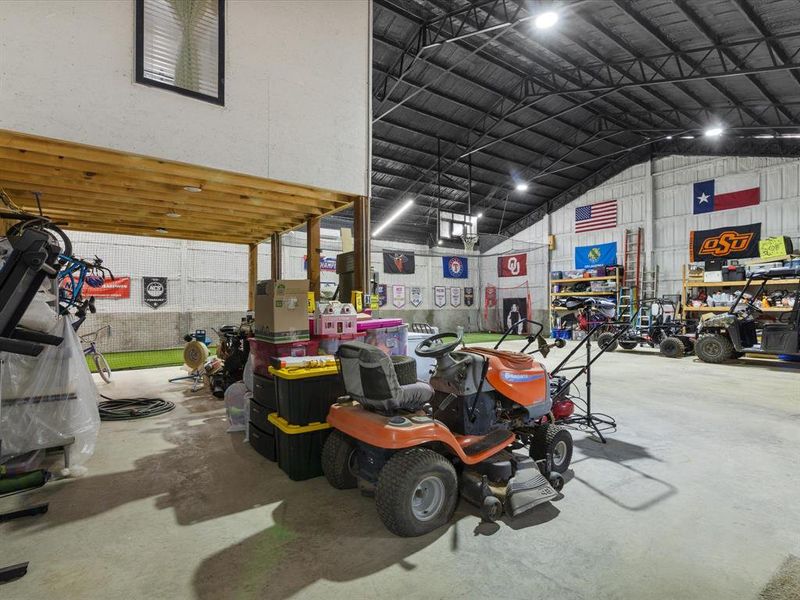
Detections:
[501, 371, 543, 383]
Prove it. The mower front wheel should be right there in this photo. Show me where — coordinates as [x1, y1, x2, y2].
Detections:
[597, 332, 618, 352]
[619, 340, 639, 350]
[695, 334, 734, 364]
[531, 424, 573, 474]
[321, 430, 358, 489]
[659, 336, 685, 359]
[375, 448, 458, 537]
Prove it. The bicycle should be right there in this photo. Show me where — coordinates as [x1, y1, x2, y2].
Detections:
[80, 325, 112, 383]
[58, 254, 114, 315]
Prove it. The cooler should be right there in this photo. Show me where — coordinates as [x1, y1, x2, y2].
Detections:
[363, 323, 408, 356]
[268, 413, 331, 481]
[268, 364, 344, 426]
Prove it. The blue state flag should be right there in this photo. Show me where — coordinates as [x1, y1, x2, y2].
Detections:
[442, 256, 468, 278]
[575, 242, 617, 268]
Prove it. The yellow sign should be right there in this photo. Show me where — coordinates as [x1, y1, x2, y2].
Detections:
[307, 292, 315, 314]
[370, 293, 379, 311]
[351, 290, 363, 312]
[759, 236, 790, 260]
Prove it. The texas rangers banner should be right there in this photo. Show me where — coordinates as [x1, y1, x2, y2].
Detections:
[383, 251, 416, 274]
[498, 253, 527, 277]
[693, 173, 760, 214]
[450, 287, 462, 307]
[434, 286, 447, 308]
[392, 284, 406, 308]
[690, 223, 761, 261]
[376, 284, 388, 307]
[410, 286, 422, 307]
[442, 256, 468, 279]
[575, 242, 617, 268]
[464, 287, 474, 307]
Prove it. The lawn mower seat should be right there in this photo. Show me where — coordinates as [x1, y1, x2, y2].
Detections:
[338, 341, 433, 415]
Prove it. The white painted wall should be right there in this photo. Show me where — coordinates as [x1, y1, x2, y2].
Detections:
[483, 155, 800, 312]
[0, 0, 371, 196]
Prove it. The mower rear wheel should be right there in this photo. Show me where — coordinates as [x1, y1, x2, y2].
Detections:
[659, 336, 685, 359]
[321, 430, 358, 489]
[480, 496, 503, 523]
[597, 332, 618, 352]
[531, 424, 573, 474]
[619, 341, 639, 350]
[695, 334, 734, 363]
[375, 448, 458, 537]
[391, 355, 418, 385]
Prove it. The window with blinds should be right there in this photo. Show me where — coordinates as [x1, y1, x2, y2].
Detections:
[135, 0, 224, 105]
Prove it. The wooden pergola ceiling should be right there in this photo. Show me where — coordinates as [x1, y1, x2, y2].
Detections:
[0, 129, 356, 245]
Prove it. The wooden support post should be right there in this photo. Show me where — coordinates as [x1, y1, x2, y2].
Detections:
[353, 195, 370, 296]
[307, 216, 321, 300]
[270, 232, 282, 279]
[248, 243, 258, 310]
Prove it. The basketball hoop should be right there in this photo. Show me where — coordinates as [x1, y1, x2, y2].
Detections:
[462, 233, 479, 252]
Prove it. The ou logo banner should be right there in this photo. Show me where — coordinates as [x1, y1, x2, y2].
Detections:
[498, 253, 528, 278]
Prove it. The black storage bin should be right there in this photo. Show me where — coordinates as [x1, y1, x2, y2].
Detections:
[269, 413, 331, 480]
[252, 373, 276, 412]
[249, 398, 270, 429]
[249, 420, 277, 462]
[273, 371, 344, 426]
[722, 266, 745, 281]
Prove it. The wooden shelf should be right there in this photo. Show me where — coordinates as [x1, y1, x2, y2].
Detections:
[551, 275, 617, 284]
[551, 291, 617, 297]
[686, 278, 800, 287]
[682, 305, 792, 312]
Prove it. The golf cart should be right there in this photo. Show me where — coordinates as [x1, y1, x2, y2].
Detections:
[694, 267, 800, 363]
[597, 298, 695, 358]
[323, 320, 574, 537]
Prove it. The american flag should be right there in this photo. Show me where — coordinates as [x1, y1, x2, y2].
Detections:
[575, 200, 617, 232]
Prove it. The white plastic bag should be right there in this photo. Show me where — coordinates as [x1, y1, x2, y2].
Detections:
[0, 317, 100, 470]
[224, 381, 248, 433]
[243, 353, 254, 392]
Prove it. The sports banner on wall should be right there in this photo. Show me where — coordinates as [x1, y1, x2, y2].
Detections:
[69, 275, 131, 299]
[450, 287, 462, 307]
[143, 277, 167, 309]
[376, 284, 388, 307]
[410, 286, 422, 307]
[434, 286, 446, 308]
[483, 285, 497, 321]
[464, 287, 474, 307]
[689, 223, 761, 261]
[575, 242, 617, 268]
[392, 285, 406, 308]
[383, 251, 416, 274]
[442, 256, 468, 278]
[302, 255, 337, 272]
[498, 253, 527, 277]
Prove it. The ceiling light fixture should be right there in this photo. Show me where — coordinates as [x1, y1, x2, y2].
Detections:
[372, 199, 414, 238]
[476, 212, 483, 219]
[155, 227, 168, 234]
[165, 211, 181, 218]
[534, 11, 559, 30]
[437, 240, 443, 245]
[183, 185, 203, 193]
[754, 134, 775, 139]
[680, 135, 695, 140]
[704, 126, 723, 137]
[665, 135, 673, 140]
[515, 183, 529, 192]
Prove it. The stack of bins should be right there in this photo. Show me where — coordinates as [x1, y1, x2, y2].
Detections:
[358, 318, 408, 355]
[266, 364, 345, 480]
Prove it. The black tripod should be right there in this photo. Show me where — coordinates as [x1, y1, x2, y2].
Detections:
[551, 323, 630, 443]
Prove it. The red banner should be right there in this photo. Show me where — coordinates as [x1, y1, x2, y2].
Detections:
[85, 276, 131, 299]
[497, 253, 527, 277]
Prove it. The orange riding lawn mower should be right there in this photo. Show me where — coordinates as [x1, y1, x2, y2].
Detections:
[322, 319, 619, 537]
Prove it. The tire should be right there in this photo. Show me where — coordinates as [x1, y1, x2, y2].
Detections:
[321, 430, 358, 489]
[659, 336, 685, 359]
[481, 496, 503, 522]
[94, 352, 112, 383]
[375, 448, 458, 537]
[391, 355, 418, 385]
[530, 424, 573, 474]
[619, 340, 639, 350]
[597, 332, 618, 352]
[695, 333, 735, 364]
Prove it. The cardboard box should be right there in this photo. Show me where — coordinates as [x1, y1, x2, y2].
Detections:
[254, 280, 310, 342]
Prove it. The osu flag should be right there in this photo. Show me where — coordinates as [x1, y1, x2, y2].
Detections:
[690, 223, 761, 261]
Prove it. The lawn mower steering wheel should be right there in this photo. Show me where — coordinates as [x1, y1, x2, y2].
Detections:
[414, 332, 463, 358]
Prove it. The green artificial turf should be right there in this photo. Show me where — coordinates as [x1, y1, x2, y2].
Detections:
[86, 333, 521, 373]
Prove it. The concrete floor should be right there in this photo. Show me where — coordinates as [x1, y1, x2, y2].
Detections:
[2, 343, 799, 600]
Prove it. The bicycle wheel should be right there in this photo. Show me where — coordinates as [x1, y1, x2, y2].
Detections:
[94, 352, 112, 383]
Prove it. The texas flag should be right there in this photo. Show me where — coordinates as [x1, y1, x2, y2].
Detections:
[693, 173, 760, 214]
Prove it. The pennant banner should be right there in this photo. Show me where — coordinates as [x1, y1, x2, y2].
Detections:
[498, 253, 527, 277]
[442, 256, 468, 279]
[434, 286, 447, 308]
[377, 284, 387, 307]
[450, 287, 462, 307]
[392, 284, 406, 308]
[575, 242, 617, 268]
[690, 223, 761, 261]
[410, 286, 422, 307]
[143, 277, 167, 309]
[464, 287, 474, 307]
[383, 251, 416, 274]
